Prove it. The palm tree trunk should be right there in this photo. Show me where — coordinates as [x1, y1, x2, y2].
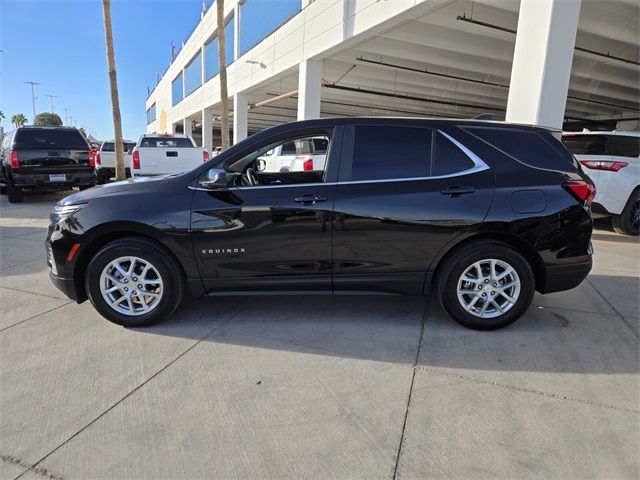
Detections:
[102, 0, 125, 181]
[216, 0, 230, 149]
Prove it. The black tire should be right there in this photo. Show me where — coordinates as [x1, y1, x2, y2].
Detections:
[95, 173, 108, 185]
[6, 177, 24, 203]
[85, 237, 186, 327]
[437, 241, 535, 330]
[612, 191, 640, 236]
[79, 185, 92, 191]
[0, 185, 6, 195]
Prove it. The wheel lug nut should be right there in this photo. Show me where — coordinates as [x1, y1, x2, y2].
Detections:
[132, 291, 137, 295]
[484, 279, 489, 284]
[133, 277, 137, 281]
[124, 287, 128, 291]
[124, 279, 128, 283]
[482, 293, 486, 297]
[138, 284, 142, 289]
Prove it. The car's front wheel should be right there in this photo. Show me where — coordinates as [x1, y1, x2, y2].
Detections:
[438, 242, 535, 330]
[85, 237, 185, 327]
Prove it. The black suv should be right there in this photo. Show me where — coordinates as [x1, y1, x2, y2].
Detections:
[1, 126, 95, 203]
[46, 118, 594, 330]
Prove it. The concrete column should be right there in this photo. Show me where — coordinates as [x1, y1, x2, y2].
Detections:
[505, 0, 581, 129]
[297, 59, 322, 120]
[202, 108, 214, 153]
[183, 118, 192, 138]
[233, 93, 248, 144]
[234, 3, 241, 61]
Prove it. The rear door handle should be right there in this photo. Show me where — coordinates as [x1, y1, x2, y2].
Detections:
[441, 186, 475, 196]
[294, 194, 328, 204]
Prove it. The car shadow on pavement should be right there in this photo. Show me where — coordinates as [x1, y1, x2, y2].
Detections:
[135, 273, 639, 375]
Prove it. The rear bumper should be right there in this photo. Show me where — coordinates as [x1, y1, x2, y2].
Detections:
[13, 171, 95, 189]
[538, 260, 592, 294]
[49, 271, 82, 302]
[95, 167, 131, 178]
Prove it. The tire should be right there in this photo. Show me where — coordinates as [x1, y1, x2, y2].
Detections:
[79, 185, 92, 191]
[85, 237, 186, 327]
[95, 174, 106, 185]
[6, 177, 24, 203]
[437, 241, 535, 330]
[612, 191, 640, 236]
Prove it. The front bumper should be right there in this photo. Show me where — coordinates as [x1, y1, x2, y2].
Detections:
[538, 260, 592, 294]
[49, 271, 81, 302]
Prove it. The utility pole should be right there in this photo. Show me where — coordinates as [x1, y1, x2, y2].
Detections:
[24, 81, 41, 121]
[68, 115, 73, 126]
[64, 108, 71, 125]
[46, 95, 57, 113]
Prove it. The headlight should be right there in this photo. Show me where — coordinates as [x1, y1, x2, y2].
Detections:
[51, 203, 88, 222]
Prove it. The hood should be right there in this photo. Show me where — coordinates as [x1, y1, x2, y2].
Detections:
[58, 173, 192, 205]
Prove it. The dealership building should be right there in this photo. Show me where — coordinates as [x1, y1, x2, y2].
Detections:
[145, 0, 639, 151]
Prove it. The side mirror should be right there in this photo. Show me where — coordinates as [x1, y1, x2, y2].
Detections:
[199, 168, 229, 190]
[256, 159, 266, 172]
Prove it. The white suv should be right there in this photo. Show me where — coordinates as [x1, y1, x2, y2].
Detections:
[563, 131, 639, 235]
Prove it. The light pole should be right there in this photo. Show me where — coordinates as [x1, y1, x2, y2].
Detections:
[64, 108, 71, 125]
[24, 81, 41, 121]
[46, 95, 57, 113]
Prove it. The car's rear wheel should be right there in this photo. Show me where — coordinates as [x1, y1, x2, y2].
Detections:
[85, 237, 185, 327]
[612, 191, 640, 236]
[6, 177, 24, 203]
[438, 242, 535, 330]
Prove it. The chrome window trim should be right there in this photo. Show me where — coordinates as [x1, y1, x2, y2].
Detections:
[189, 129, 489, 192]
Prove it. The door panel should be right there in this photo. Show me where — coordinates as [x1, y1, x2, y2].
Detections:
[332, 172, 494, 294]
[190, 184, 336, 293]
[332, 123, 494, 295]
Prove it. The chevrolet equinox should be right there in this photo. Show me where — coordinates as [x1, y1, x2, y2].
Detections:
[46, 118, 594, 330]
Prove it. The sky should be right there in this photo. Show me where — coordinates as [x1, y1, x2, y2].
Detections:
[0, 0, 209, 140]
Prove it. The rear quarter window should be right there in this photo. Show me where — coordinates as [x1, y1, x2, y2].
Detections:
[465, 127, 576, 171]
[14, 129, 89, 149]
[611, 136, 640, 158]
[433, 132, 475, 175]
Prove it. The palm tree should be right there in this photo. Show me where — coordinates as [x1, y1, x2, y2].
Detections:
[216, 0, 229, 149]
[101, 0, 126, 180]
[11, 114, 28, 127]
[0, 110, 5, 126]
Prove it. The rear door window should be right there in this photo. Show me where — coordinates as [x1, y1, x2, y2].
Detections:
[432, 132, 475, 176]
[350, 126, 431, 181]
[15, 129, 89, 149]
[562, 135, 610, 155]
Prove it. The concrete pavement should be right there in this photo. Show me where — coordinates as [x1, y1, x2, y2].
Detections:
[1, 192, 638, 479]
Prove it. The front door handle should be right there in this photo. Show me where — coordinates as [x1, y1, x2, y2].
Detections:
[441, 186, 475, 196]
[294, 194, 328, 204]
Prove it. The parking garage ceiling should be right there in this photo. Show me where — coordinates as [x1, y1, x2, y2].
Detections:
[233, 0, 639, 133]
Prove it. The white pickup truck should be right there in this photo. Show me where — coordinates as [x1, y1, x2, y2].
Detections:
[257, 136, 328, 173]
[95, 139, 136, 184]
[131, 134, 209, 177]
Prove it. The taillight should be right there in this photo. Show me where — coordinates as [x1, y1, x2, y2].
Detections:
[89, 149, 96, 167]
[8, 150, 19, 169]
[303, 158, 313, 171]
[132, 151, 140, 169]
[203, 150, 210, 162]
[579, 160, 628, 172]
[95, 151, 101, 165]
[563, 180, 596, 206]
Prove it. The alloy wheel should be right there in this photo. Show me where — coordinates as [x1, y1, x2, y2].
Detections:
[456, 259, 521, 318]
[99, 256, 163, 316]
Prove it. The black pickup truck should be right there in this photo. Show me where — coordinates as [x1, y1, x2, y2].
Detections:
[1, 126, 95, 203]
